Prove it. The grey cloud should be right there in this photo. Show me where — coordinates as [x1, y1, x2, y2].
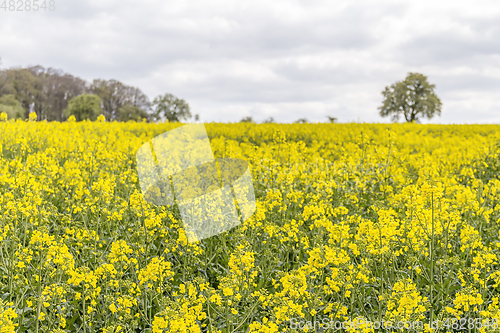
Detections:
[272, 60, 375, 85]
[435, 74, 500, 93]
[397, 26, 500, 65]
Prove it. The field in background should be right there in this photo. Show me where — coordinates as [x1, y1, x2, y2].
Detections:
[1, 120, 500, 332]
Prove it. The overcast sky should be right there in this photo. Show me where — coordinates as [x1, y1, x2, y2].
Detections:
[1, 0, 499, 123]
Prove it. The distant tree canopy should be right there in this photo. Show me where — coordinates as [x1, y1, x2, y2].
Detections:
[63, 94, 102, 121]
[240, 116, 255, 123]
[151, 93, 194, 122]
[379, 72, 442, 123]
[0, 63, 192, 122]
[0, 66, 86, 121]
[294, 118, 308, 124]
[88, 79, 151, 121]
[327, 116, 337, 123]
[0, 94, 24, 119]
[115, 104, 149, 122]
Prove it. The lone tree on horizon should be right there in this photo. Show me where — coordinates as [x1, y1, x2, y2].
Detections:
[151, 93, 194, 122]
[379, 72, 442, 123]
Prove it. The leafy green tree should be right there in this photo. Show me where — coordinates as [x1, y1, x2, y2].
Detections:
[0, 66, 86, 121]
[152, 93, 192, 122]
[116, 104, 149, 122]
[0, 94, 25, 119]
[63, 93, 102, 121]
[294, 118, 308, 124]
[378, 72, 442, 123]
[88, 79, 151, 121]
[263, 117, 275, 124]
[0, 68, 42, 119]
[27, 66, 86, 121]
[240, 116, 255, 123]
[327, 116, 337, 123]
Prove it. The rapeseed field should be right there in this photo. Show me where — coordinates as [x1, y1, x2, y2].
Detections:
[1, 115, 500, 332]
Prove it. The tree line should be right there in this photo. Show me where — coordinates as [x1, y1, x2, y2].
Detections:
[0, 62, 195, 122]
[0, 59, 442, 124]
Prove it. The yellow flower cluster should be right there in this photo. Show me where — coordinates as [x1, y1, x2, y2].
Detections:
[0, 300, 17, 332]
[386, 278, 428, 322]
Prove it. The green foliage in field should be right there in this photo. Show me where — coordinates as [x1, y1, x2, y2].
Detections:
[63, 93, 103, 121]
[0, 94, 25, 120]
